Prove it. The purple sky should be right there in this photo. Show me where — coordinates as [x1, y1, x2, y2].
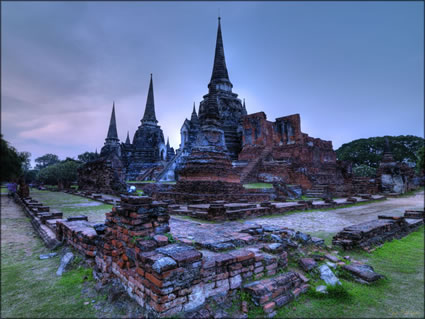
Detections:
[2, 2, 424, 166]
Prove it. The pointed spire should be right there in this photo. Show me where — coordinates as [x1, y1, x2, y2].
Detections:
[106, 102, 119, 140]
[166, 137, 170, 148]
[191, 102, 200, 125]
[242, 98, 247, 115]
[209, 17, 232, 89]
[125, 131, 131, 144]
[142, 74, 158, 124]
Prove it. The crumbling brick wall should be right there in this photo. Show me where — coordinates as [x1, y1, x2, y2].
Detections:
[238, 113, 350, 194]
[78, 154, 126, 195]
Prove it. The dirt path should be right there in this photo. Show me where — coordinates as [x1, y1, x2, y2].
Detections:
[249, 191, 424, 234]
[171, 192, 424, 242]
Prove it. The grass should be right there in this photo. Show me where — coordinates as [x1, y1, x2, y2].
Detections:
[1, 195, 98, 318]
[398, 186, 424, 198]
[30, 189, 111, 222]
[243, 183, 273, 189]
[272, 226, 424, 318]
[1, 186, 8, 194]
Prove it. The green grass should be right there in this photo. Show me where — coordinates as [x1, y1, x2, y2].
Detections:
[398, 187, 424, 198]
[0, 187, 8, 194]
[30, 189, 111, 222]
[243, 183, 273, 189]
[1, 195, 98, 318]
[272, 227, 425, 318]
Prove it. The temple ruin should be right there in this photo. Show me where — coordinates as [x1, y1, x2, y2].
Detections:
[78, 17, 419, 198]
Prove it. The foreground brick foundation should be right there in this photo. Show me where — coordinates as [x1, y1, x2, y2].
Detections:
[16, 190, 419, 317]
[332, 209, 424, 250]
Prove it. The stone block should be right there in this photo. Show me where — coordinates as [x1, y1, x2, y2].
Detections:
[152, 257, 178, 274]
[298, 258, 317, 272]
[156, 244, 202, 266]
[230, 274, 242, 289]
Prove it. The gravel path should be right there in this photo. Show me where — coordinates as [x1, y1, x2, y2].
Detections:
[249, 191, 424, 234]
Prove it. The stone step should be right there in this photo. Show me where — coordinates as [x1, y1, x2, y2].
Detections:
[243, 271, 309, 315]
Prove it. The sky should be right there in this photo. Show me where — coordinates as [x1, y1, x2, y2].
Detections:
[2, 1, 424, 167]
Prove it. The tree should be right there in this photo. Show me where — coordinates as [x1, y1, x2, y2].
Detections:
[416, 146, 424, 175]
[336, 135, 424, 169]
[0, 135, 25, 182]
[35, 153, 60, 170]
[19, 151, 32, 172]
[37, 159, 80, 188]
[37, 164, 59, 185]
[77, 151, 98, 163]
[57, 160, 80, 188]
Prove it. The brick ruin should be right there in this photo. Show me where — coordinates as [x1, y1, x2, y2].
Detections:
[333, 210, 424, 251]
[236, 112, 351, 196]
[77, 152, 127, 195]
[16, 190, 423, 317]
[59, 195, 312, 317]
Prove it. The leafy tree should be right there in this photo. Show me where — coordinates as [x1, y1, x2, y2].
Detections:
[57, 160, 80, 188]
[416, 146, 424, 175]
[0, 135, 25, 182]
[37, 159, 80, 188]
[77, 151, 98, 163]
[37, 164, 59, 185]
[336, 135, 424, 169]
[19, 151, 32, 172]
[35, 153, 60, 170]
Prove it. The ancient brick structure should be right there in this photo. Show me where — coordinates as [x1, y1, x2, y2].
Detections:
[124, 75, 168, 181]
[160, 18, 352, 195]
[158, 82, 270, 205]
[332, 210, 424, 250]
[77, 153, 127, 195]
[54, 195, 310, 317]
[100, 103, 121, 158]
[79, 75, 171, 186]
[156, 18, 248, 181]
[236, 112, 350, 195]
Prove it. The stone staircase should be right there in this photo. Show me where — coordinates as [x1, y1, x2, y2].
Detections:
[305, 184, 328, 198]
[155, 149, 185, 182]
[223, 129, 243, 160]
[136, 166, 158, 181]
[240, 146, 273, 184]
